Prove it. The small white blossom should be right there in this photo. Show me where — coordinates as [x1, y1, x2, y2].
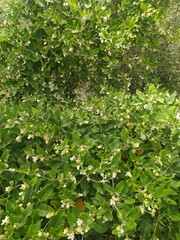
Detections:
[87, 165, 93, 170]
[125, 171, 132, 178]
[16, 136, 22, 142]
[139, 205, 145, 214]
[117, 224, 124, 235]
[110, 196, 118, 206]
[20, 184, 27, 190]
[132, 142, 140, 148]
[63, 228, 68, 234]
[46, 212, 54, 218]
[70, 156, 76, 161]
[77, 218, 83, 226]
[140, 134, 146, 140]
[67, 233, 75, 240]
[32, 156, 38, 162]
[1, 216, 9, 225]
[112, 172, 117, 178]
[69, 47, 73, 52]
[27, 134, 34, 139]
[37, 231, 43, 237]
[175, 113, 180, 120]
[61, 148, 69, 155]
[5, 186, 12, 193]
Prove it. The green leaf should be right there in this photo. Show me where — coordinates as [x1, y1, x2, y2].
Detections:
[0, 161, 5, 173]
[48, 210, 65, 228]
[170, 214, 180, 222]
[1, 149, 10, 161]
[154, 186, 173, 197]
[21, 204, 33, 223]
[0, 35, 7, 42]
[36, 146, 44, 155]
[37, 184, 54, 202]
[28, 222, 41, 236]
[103, 183, 114, 193]
[6, 200, 15, 213]
[139, 217, 152, 239]
[93, 219, 107, 233]
[136, 90, 145, 100]
[124, 197, 135, 205]
[111, 153, 121, 166]
[115, 181, 124, 193]
[166, 92, 176, 105]
[120, 128, 129, 143]
[127, 206, 141, 220]
[124, 219, 137, 231]
[66, 211, 77, 227]
[105, 211, 113, 221]
[30, 177, 38, 187]
[23, 186, 33, 204]
[37, 203, 54, 217]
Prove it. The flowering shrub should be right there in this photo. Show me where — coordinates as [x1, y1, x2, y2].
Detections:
[0, 85, 179, 239]
[0, 0, 172, 100]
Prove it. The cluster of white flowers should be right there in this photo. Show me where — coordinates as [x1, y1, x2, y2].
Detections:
[116, 223, 125, 237]
[61, 199, 74, 209]
[110, 195, 119, 206]
[37, 231, 49, 238]
[63, 228, 75, 240]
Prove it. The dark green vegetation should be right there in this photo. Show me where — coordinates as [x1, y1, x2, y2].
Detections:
[0, 0, 179, 102]
[0, 86, 180, 239]
[0, 0, 179, 239]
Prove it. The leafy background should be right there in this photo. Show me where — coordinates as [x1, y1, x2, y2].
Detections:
[0, 0, 179, 239]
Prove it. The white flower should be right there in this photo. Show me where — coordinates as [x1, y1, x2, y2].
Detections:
[20, 184, 27, 190]
[125, 171, 132, 178]
[144, 103, 152, 109]
[1, 216, 9, 225]
[110, 196, 118, 206]
[32, 156, 38, 162]
[61, 148, 69, 155]
[16, 136, 22, 142]
[112, 172, 117, 178]
[77, 218, 83, 226]
[67, 233, 74, 240]
[117, 224, 124, 235]
[175, 113, 180, 120]
[46, 212, 54, 218]
[70, 156, 76, 161]
[9, 168, 16, 172]
[63, 228, 68, 234]
[87, 165, 93, 171]
[140, 134, 146, 140]
[5, 186, 12, 193]
[37, 231, 43, 237]
[139, 205, 145, 214]
[132, 142, 140, 148]
[27, 134, 34, 139]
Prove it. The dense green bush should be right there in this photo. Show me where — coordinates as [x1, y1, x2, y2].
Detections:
[0, 85, 179, 239]
[0, 0, 173, 100]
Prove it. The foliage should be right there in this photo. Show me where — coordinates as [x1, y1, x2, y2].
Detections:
[0, 0, 174, 101]
[0, 85, 179, 239]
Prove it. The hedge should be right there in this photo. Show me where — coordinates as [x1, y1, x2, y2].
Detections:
[0, 0, 172, 100]
[0, 85, 179, 239]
